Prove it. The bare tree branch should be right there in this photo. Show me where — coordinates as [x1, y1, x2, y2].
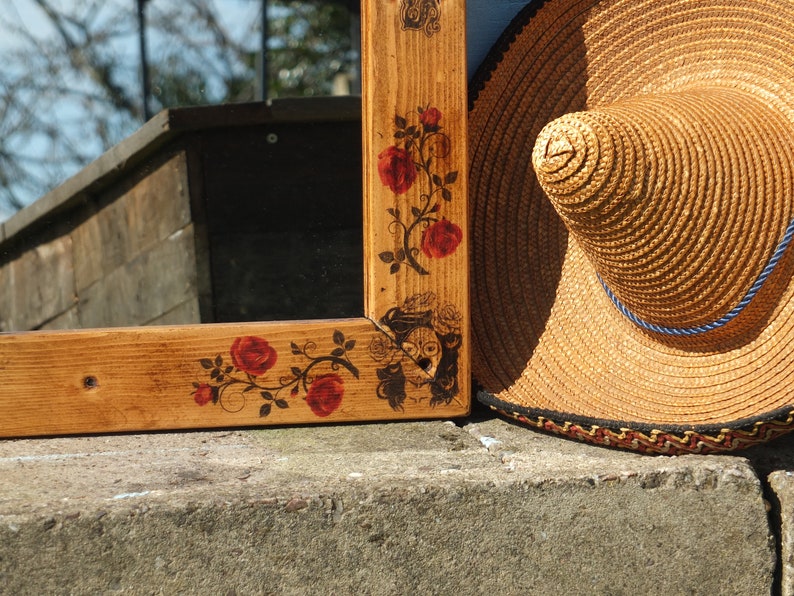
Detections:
[0, 0, 354, 216]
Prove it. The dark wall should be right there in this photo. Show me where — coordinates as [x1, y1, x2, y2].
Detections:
[200, 119, 363, 322]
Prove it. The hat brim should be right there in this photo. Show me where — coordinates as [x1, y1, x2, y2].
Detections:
[469, 0, 794, 454]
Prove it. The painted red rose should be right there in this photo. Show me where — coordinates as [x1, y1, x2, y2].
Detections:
[421, 219, 463, 258]
[230, 336, 278, 377]
[306, 374, 344, 417]
[378, 146, 417, 194]
[420, 107, 442, 131]
[194, 383, 215, 406]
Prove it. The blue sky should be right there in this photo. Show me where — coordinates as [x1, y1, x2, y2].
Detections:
[0, 0, 261, 221]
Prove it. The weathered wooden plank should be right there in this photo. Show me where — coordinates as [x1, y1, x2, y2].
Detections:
[1, 236, 76, 332]
[362, 0, 470, 411]
[72, 152, 192, 293]
[77, 225, 200, 328]
[146, 299, 202, 327]
[39, 307, 80, 331]
[0, 318, 467, 437]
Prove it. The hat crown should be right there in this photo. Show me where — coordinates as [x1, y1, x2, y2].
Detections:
[532, 87, 794, 335]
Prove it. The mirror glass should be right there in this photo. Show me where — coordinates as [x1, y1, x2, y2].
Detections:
[0, 0, 363, 331]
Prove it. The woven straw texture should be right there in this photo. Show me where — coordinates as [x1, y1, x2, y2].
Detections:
[469, 0, 794, 428]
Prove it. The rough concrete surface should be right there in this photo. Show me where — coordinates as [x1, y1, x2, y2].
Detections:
[0, 409, 777, 595]
[770, 470, 794, 596]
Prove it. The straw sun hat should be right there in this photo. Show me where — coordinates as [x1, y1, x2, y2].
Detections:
[469, 0, 794, 454]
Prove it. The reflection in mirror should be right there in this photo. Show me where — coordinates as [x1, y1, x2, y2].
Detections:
[0, 1, 363, 331]
[203, 100, 363, 323]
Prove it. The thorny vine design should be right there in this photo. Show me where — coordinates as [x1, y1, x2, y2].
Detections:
[377, 105, 462, 276]
[192, 330, 358, 418]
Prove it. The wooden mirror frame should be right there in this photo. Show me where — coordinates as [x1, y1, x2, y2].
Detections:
[0, 0, 469, 437]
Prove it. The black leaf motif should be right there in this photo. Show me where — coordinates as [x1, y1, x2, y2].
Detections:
[195, 329, 359, 418]
[378, 106, 456, 276]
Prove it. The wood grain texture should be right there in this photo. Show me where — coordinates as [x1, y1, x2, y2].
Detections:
[0, 0, 470, 436]
[362, 0, 470, 411]
[0, 319, 468, 437]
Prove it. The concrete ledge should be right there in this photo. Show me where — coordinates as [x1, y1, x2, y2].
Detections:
[0, 413, 776, 594]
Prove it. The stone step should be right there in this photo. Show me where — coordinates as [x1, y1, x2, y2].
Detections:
[0, 405, 781, 594]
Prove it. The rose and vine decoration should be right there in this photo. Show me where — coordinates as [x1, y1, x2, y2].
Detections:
[191, 330, 358, 418]
[377, 105, 463, 276]
[369, 292, 462, 411]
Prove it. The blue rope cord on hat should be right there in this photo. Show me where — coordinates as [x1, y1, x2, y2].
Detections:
[599, 217, 794, 336]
